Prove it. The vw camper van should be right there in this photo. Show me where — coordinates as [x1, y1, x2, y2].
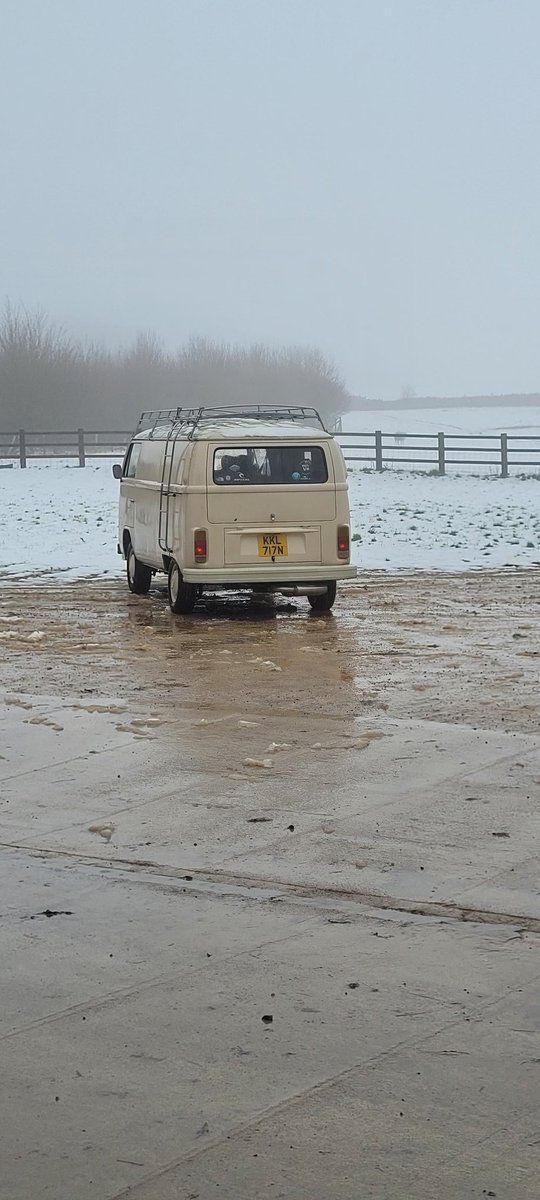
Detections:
[114, 405, 356, 613]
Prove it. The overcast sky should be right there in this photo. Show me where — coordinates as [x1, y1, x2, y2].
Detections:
[1, 0, 539, 399]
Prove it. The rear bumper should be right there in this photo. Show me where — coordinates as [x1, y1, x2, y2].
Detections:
[182, 565, 357, 584]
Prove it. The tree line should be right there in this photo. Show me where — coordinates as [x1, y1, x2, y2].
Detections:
[0, 303, 350, 430]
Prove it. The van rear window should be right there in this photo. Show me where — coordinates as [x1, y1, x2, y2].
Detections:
[213, 445, 328, 485]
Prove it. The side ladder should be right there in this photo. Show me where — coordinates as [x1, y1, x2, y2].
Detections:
[158, 433, 177, 552]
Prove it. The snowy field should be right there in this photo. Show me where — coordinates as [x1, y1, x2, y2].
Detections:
[348, 468, 539, 569]
[344, 403, 540, 438]
[1, 454, 538, 578]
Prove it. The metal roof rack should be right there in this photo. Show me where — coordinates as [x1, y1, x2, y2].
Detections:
[134, 404, 327, 439]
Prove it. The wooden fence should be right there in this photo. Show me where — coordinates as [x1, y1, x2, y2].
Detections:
[0, 430, 129, 468]
[1, 427, 539, 476]
[338, 430, 540, 477]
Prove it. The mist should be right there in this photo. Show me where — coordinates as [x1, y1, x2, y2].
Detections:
[1, 0, 540, 401]
[0, 303, 348, 429]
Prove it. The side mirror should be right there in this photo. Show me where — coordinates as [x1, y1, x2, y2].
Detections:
[112, 463, 123, 480]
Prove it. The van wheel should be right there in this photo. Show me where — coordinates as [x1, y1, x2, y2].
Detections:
[168, 561, 198, 614]
[308, 582, 337, 612]
[127, 545, 152, 595]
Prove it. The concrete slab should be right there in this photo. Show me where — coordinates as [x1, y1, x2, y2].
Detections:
[2, 572, 540, 1199]
[4, 698, 538, 919]
[1, 850, 539, 1200]
[134, 1055, 539, 1200]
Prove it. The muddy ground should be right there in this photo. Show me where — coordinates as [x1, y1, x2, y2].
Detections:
[1, 570, 540, 1199]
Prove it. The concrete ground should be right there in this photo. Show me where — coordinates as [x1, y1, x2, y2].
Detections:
[1, 568, 539, 1199]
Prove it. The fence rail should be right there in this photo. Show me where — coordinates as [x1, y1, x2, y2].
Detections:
[0, 428, 539, 476]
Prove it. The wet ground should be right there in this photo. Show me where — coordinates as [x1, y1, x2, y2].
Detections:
[1, 570, 540, 1199]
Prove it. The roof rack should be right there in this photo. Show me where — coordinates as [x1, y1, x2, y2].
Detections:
[134, 404, 327, 439]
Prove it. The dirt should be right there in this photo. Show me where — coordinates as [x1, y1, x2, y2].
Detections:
[1, 567, 539, 735]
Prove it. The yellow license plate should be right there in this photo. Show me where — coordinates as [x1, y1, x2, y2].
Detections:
[257, 533, 288, 558]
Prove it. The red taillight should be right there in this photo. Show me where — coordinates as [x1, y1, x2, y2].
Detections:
[194, 529, 207, 562]
[337, 525, 349, 560]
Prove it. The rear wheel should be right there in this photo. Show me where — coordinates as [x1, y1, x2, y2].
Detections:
[126, 544, 152, 595]
[168, 560, 198, 614]
[308, 581, 337, 612]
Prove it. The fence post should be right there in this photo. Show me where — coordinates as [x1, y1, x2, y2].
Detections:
[437, 431, 445, 475]
[500, 432, 508, 478]
[375, 430, 383, 472]
[78, 428, 86, 468]
[19, 430, 27, 468]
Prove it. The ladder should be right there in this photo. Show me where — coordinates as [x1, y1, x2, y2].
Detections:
[158, 431, 178, 552]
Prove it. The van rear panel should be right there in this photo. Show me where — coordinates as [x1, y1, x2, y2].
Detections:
[206, 441, 337, 527]
[203, 440, 342, 572]
[207, 485, 336, 526]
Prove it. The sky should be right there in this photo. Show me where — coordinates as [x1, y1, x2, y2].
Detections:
[1, 0, 540, 400]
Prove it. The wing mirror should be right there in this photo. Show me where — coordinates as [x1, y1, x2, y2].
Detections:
[112, 463, 123, 480]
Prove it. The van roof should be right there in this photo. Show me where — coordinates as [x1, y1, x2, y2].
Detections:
[135, 418, 332, 443]
[196, 419, 332, 441]
[132, 405, 333, 443]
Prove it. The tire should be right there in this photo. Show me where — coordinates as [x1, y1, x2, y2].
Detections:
[168, 560, 198, 614]
[126, 544, 152, 595]
[308, 581, 337, 612]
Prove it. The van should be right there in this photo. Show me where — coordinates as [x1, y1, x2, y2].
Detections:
[113, 405, 356, 613]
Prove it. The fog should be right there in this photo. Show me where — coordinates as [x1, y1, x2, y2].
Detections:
[1, 0, 540, 401]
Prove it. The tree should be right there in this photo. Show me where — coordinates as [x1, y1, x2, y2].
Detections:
[0, 304, 351, 430]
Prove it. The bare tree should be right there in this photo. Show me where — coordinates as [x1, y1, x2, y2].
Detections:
[0, 302, 86, 426]
[0, 304, 351, 430]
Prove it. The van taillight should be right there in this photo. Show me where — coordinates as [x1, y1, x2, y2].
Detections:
[337, 526, 349, 559]
[194, 530, 207, 562]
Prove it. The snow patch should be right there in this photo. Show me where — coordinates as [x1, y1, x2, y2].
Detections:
[1, 426, 539, 580]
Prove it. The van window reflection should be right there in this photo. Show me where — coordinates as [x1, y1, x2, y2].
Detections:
[123, 443, 141, 479]
[213, 446, 328, 485]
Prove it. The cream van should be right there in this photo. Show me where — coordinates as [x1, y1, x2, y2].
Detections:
[113, 405, 356, 613]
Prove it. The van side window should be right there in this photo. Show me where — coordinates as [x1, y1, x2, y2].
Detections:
[213, 445, 328, 485]
[123, 443, 141, 479]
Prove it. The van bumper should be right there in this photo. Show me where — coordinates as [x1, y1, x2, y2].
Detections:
[182, 565, 357, 584]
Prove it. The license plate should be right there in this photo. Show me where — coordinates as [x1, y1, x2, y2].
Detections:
[257, 533, 288, 558]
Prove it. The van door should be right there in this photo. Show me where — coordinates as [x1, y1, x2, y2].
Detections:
[206, 442, 336, 566]
[132, 441, 163, 567]
[120, 442, 141, 548]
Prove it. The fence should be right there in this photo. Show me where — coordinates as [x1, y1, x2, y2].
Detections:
[1, 427, 539, 476]
[338, 430, 540, 477]
[0, 429, 130, 468]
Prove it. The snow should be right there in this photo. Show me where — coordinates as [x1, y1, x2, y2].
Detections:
[0, 436, 538, 579]
[345, 404, 540, 437]
[0, 459, 121, 579]
[347, 468, 540, 570]
[191, 419, 329, 440]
